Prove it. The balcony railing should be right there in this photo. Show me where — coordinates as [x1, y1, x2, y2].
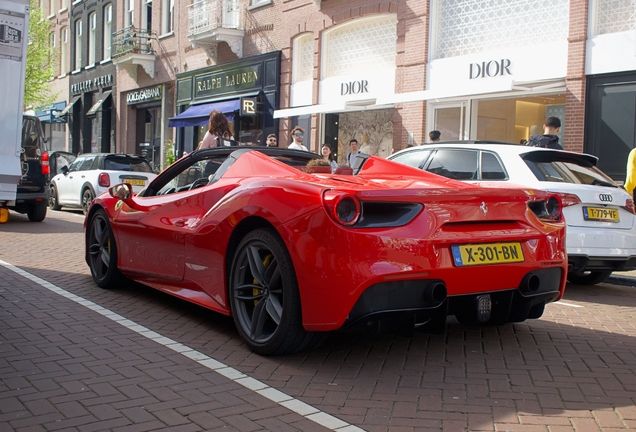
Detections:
[112, 26, 155, 58]
[188, 0, 241, 36]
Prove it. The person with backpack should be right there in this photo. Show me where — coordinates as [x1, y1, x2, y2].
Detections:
[525, 116, 563, 150]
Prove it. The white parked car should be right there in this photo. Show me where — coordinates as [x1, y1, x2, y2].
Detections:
[388, 141, 636, 285]
[49, 153, 157, 214]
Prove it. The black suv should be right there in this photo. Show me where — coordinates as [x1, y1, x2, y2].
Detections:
[9, 115, 50, 222]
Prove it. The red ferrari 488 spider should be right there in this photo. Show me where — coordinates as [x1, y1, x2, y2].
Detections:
[85, 146, 567, 355]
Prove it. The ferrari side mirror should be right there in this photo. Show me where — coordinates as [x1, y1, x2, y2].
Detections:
[109, 183, 133, 200]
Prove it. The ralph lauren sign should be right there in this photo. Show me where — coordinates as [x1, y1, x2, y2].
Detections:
[469, 59, 512, 79]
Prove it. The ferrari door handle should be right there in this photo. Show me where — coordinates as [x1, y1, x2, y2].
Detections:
[174, 219, 186, 227]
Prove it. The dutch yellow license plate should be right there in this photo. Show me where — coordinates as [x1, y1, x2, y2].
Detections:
[124, 178, 145, 186]
[583, 206, 619, 222]
[451, 242, 524, 267]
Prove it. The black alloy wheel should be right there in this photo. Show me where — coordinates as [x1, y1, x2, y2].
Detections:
[230, 228, 322, 355]
[82, 188, 95, 215]
[87, 209, 124, 288]
[49, 184, 61, 210]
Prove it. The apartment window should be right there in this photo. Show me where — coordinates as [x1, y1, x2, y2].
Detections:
[142, 0, 152, 31]
[125, 0, 134, 27]
[161, 0, 173, 34]
[49, 32, 55, 68]
[292, 33, 313, 84]
[49, 0, 55, 15]
[60, 0, 67, 10]
[74, 19, 82, 69]
[103, 4, 112, 60]
[88, 12, 96, 65]
[432, 0, 569, 59]
[60, 27, 67, 74]
[322, 15, 397, 78]
[592, 0, 636, 35]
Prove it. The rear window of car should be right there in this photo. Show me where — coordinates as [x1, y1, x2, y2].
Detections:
[105, 156, 153, 173]
[426, 149, 478, 180]
[21, 117, 44, 149]
[525, 160, 618, 186]
[391, 149, 432, 168]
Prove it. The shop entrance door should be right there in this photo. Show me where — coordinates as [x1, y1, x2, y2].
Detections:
[144, 107, 162, 171]
[586, 73, 636, 182]
[430, 103, 467, 142]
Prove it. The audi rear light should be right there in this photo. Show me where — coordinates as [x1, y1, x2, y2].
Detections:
[546, 194, 562, 221]
[528, 194, 563, 222]
[624, 198, 636, 215]
[41, 151, 50, 176]
[322, 190, 361, 226]
[98, 172, 110, 188]
[559, 192, 581, 207]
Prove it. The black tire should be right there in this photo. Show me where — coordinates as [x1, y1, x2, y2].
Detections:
[27, 200, 47, 222]
[229, 228, 324, 355]
[49, 184, 61, 210]
[567, 270, 612, 285]
[86, 209, 125, 288]
[82, 188, 95, 215]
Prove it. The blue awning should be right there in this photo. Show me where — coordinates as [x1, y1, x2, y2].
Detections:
[169, 99, 240, 128]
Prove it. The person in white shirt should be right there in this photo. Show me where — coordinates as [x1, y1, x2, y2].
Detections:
[347, 139, 359, 167]
[288, 126, 308, 151]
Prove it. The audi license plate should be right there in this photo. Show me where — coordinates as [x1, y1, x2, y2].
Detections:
[451, 242, 524, 267]
[124, 178, 145, 186]
[583, 206, 619, 222]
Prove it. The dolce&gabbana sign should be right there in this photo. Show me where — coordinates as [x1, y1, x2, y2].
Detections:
[71, 74, 113, 93]
[127, 86, 162, 104]
[194, 65, 261, 99]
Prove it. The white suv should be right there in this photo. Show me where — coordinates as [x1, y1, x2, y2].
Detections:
[49, 153, 157, 214]
[389, 142, 636, 285]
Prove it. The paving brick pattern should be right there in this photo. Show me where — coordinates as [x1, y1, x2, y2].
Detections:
[1, 210, 636, 431]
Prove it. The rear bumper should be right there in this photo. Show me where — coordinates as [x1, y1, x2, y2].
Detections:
[567, 225, 636, 258]
[340, 267, 563, 332]
[568, 254, 636, 272]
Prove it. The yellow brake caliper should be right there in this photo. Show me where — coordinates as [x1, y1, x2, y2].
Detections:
[254, 254, 273, 306]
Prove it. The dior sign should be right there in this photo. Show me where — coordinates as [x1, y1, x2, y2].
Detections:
[469, 59, 512, 79]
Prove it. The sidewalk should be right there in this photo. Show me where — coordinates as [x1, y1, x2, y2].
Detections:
[608, 269, 636, 286]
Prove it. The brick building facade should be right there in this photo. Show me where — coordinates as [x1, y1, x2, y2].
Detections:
[42, 0, 636, 179]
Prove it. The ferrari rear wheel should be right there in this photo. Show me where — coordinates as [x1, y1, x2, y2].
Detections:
[567, 270, 612, 285]
[87, 209, 124, 288]
[230, 228, 322, 355]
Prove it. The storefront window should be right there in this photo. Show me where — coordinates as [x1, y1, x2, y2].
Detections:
[91, 94, 100, 153]
[471, 95, 566, 145]
[434, 106, 465, 141]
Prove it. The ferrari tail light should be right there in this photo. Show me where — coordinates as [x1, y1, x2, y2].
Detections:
[559, 192, 581, 207]
[623, 198, 636, 215]
[528, 194, 562, 222]
[545, 195, 562, 220]
[323, 191, 361, 226]
[98, 172, 110, 188]
[41, 151, 50, 176]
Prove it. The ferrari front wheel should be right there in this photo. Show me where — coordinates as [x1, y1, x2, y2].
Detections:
[230, 228, 320, 355]
[87, 209, 124, 288]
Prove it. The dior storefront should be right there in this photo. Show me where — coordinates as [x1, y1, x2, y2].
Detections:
[274, 15, 399, 163]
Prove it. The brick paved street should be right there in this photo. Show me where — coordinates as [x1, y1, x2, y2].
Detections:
[1, 209, 636, 431]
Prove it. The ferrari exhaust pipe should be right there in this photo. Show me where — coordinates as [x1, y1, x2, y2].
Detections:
[520, 274, 540, 294]
[424, 282, 447, 305]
